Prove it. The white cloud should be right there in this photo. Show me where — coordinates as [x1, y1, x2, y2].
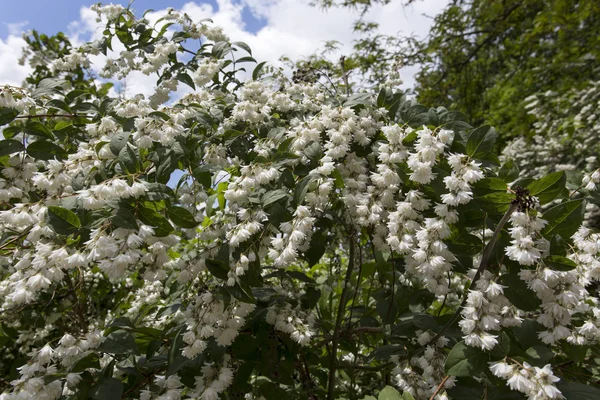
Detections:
[5, 21, 29, 37]
[0, 0, 447, 93]
[0, 34, 32, 87]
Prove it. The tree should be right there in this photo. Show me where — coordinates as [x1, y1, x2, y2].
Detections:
[1, 3, 600, 400]
[311, 0, 600, 141]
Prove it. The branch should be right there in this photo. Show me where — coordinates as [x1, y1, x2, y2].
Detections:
[300, 353, 318, 400]
[14, 114, 84, 119]
[429, 375, 450, 400]
[337, 361, 394, 371]
[64, 273, 87, 333]
[340, 56, 350, 96]
[0, 228, 32, 250]
[432, 3, 522, 87]
[423, 202, 518, 349]
[327, 235, 355, 400]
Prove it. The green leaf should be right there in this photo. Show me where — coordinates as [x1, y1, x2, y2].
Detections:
[252, 61, 267, 80]
[475, 177, 507, 191]
[444, 341, 489, 377]
[498, 159, 519, 182]
[557, 381, 600, 400]
[472, 177, 507, 196]
[192, 164, 221, 189]
[167, 206, 198, 229]
[91, 377, 123, 400]
[501, 273, 541, 311]
[27, 140, 67, 160]
[112, 208, 138, 229]
[549, 234, 568, 256]
[149, 111, 171, 121]
[300, 286, 321, 309]
[72, 171, 86, 191]
[0, 139, 24, 156]
[109, 132, 130, 156]
[447, 378, 485, 399]
[46, 206, 81, 235]
[543, 255, 577, 271]
[402, 130, 418, 145]
[527, 172, 566, 204]
[0, 108, 19, 125]
[294, 176, 314, 205]
[304, 141, 323, 159]
[72, 353, 101, 372]
[192, 168, 211, 189]
[224, 129, 245, 143]
[156, 151, 180, 184]
[427, 108, 439, 126]
[168, 328, 185, 371]
[262, 189, 289, 207]
[145, 182, 175, 201]
[177, 72, 196, 89]
[1, 125, 22, 139]
[304, 231, 327, 267]
[466, 125, 497, 159]
[259, 382, 290, 400]
[227, 282, 256, 304]
[234, 41, 252, 55]
[24, 121, 54, 139]
[118, 143, 138, 174]
[98, 330, 139, 355]
[138, 205, 174, 237]
[525, 345, 554, 366]
[46, 99, 71, 113]
[513, 319, 544, 350]
[206, 259, 229, 280]
[563, 343, 589, 362]
[378, 385, 403, 400]
[217, 181, 228, 210]
[541, 199, 585, 240]
[367, 344, 400, 362]
[477, 192, 514, 214]
[345, 92, 373, 107]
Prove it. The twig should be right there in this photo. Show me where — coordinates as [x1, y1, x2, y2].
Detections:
[0, 229, 32, 250]
[337, 361, 394, 371]
[429, 375, 450, 400]
[300, 353, 318, 400]
[385, 256, 396, 324]
[64, 273, 87, 333]
[348, 242, 364, 328]
[14, 114, 84, 119]
[340, 56, 350, 95]
[327, 235, 355, 400]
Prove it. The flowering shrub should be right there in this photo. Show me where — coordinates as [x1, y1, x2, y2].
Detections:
[1, 4, 600, 400]
[502, 81, 600, 228]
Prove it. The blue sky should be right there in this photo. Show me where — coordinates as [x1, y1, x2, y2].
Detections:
[0, 0, 444, 187]
[0, 0, 445, 94]
[0, 0, 267, 38]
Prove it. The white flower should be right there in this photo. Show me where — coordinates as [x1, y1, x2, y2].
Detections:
[507, 370, 533, 392]
[489, 361, 514, 379]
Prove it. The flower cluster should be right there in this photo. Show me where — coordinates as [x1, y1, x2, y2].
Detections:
[182, 292, 256, 358]
[506, 211, 547, 266]
[460, 270, 522, 350]
[489, 359, 563, 399]
[265, 303, 315, 346]
[392, 331, 453, 399]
